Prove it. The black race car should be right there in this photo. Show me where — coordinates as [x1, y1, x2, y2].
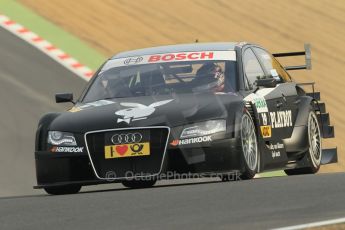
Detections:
[34, 42, 337, 195]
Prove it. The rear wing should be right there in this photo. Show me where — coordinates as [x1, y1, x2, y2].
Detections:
[272, 43, 312, 71]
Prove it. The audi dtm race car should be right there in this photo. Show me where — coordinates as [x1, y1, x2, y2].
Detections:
[34, 42, 337, 195]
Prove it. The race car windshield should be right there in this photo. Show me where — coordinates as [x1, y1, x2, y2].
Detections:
[82, 55, 237, 103]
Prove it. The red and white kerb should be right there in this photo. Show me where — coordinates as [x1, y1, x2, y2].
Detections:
[0, 14, 93, 81]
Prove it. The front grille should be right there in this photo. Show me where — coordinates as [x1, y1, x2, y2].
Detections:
[85, 127, 170, 179]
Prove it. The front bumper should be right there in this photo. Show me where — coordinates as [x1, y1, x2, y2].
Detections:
[34, 153, 102, 188]
[34, 137, 242, 189]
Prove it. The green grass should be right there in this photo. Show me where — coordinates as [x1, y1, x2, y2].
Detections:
[0, 0, 106, 70]
[258, 171, 286, 177]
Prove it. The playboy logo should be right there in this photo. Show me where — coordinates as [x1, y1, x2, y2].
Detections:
[115, 99, 173, 124]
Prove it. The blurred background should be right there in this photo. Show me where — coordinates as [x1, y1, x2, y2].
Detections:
[0, 0, 344, 196]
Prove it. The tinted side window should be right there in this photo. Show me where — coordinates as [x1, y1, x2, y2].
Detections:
[253, 48, 291, 82]
[243, 48, 265, 88]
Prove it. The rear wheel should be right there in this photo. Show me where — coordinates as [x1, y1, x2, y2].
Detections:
[122, 179, 156, 189]
[239, 113, 259, 180]
[44, 185, 81, 195]
[285, 110, 322, 175]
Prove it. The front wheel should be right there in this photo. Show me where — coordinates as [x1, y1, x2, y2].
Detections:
[239, 113, 259, 180]
[285, 110, 322, 175]
[44, 185, 81, 195]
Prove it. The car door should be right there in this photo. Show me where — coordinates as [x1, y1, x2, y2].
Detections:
[242, 47, 288, 169]
[242, 47, 284, 139]
[252, 47, 299, 141]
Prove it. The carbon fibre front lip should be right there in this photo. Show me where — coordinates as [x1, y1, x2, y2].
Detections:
[34, 180, 112, 189]
[35, 151, 87, 159]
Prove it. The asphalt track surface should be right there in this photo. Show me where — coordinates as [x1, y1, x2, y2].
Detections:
[0, 173, 345, 230]
[0, 27, 86, 196]
[1, 27, 345, 229]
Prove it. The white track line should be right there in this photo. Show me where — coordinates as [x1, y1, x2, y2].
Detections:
[272, 217, 345, 230]
[0, 14, 93, 81]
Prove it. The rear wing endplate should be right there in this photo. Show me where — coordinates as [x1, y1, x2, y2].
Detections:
[273, 43, 312, 71]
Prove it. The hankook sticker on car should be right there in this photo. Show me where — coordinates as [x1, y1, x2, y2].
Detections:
[170, 136, 212, 146]
[50, 146, 84, 153]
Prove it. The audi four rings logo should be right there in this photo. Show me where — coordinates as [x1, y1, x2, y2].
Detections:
[123, 56, 143, 65]
[111, 133, 143, 144]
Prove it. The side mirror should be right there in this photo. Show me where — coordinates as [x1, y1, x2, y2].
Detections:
[55, 93, 74, 103]
[256, 78, 277, 88]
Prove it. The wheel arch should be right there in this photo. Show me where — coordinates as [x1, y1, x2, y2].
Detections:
[35, 113, 61, 151]
[294, 96, 317, 126]
[283, 96, 316, 154]
[227, 100, 248, 139]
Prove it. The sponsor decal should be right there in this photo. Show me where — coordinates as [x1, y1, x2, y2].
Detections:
[180, 126, 215, 138]
[268, 142, 284, 150]
[100, 51, 236, 72]
[69, 100, 115, 113]
[272, 150, 281, 158]
[115, 99, 173, 124]
[124, 56, 143, 65]
[148, 52, 214, 63]
[170, 135, 212, 146]
[253, 97, 268, 113]
[50, 146, 84, 153]
[267, 142, 284, 158]
[261, 113, 268, 126]
[180, 120, 226, 139]
[104, 142, 150, 159]
[82, 100, 115, 107]
[111, 133, 142, 144]
[270, 110, 292, 128]
[260, 125, 272, 138]
[244, 94, 268, 113]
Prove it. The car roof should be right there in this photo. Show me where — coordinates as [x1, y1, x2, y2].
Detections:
[111, 42, 246, 59]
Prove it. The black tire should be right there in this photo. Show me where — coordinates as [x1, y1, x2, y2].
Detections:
[122, 179, 156, 189]
[285, 110, 322, 175]
[239, 113, 259, 180]
[44, 185, 81, 195]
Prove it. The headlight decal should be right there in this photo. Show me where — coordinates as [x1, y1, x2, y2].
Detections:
[47, 131, 77, 146]
[170, 120, 226, 147]
[180, 120, 226, 139]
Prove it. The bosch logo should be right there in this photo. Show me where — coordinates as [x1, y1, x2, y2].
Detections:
[111, 133, 143, 144]
[123, 56, 143, 65]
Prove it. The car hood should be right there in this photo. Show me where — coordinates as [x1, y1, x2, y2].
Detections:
[49, 93, 243, 133]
